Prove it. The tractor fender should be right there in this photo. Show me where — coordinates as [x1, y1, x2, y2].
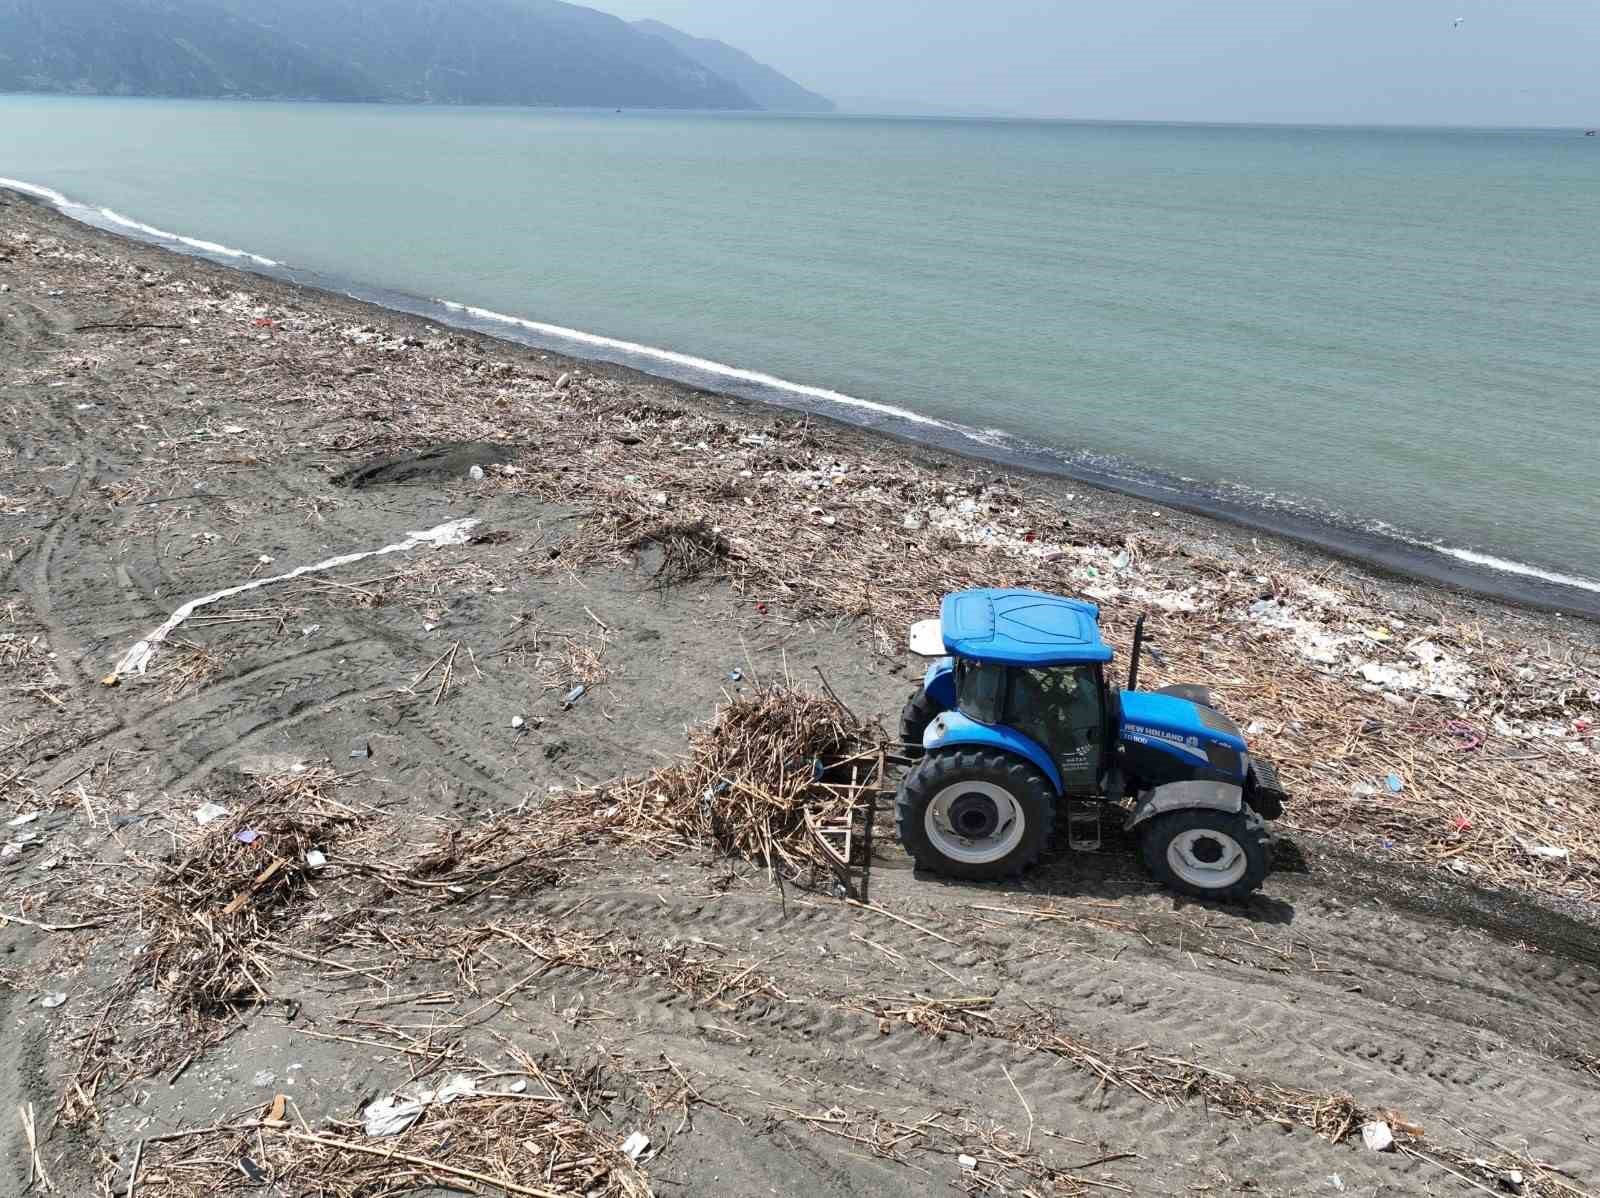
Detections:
[923, 711, 1064, 794]
[1126, 779, 1243, 829]
[922, 657, 956, 711]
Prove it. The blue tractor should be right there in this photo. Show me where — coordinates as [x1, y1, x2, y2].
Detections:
[897, 589, 1288, 900]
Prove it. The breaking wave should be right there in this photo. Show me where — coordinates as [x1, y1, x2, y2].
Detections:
[434, 298, 953, 432]
[0, 175, 279, 267]
[1434, 546, 1600, 596]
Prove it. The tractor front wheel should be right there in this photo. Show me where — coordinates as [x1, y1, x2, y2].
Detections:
[896, 749, 1055, 880]
[898, 686, 943, 759]
[1140, 809, 1268, 901]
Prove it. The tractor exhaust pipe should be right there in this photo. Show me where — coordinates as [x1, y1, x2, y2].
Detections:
[1128, 613, 1147, 692]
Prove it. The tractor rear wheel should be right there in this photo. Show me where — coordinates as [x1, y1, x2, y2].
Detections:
[1140, 808, 1268, 901]
[896, 749, 1054, 880]
[898, 686, 942, 759]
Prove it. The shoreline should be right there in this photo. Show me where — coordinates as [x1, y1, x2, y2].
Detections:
[4, 176, 1597, 623]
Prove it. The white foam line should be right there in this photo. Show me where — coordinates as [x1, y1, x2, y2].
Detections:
[94, 206, 280, 266]
[0, 175, 279, 266]
[1434, 546, 1600, 595]
[0, 176, 70, 206]
[437, 299, 953, 431]
[109, 518, 479, 680]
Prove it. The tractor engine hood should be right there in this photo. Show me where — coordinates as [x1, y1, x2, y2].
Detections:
[1118, 690, 1247, 766]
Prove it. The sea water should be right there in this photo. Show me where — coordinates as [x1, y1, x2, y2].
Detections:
[3, 97, 1597, 602]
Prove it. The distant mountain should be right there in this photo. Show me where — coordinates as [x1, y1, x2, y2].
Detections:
[0, 0, 373, 100]
[632, 18, 833, 114]
[0, 0, 789, 110]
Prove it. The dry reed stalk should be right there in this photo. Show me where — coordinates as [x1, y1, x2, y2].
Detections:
[126, 1084, 653, 1198]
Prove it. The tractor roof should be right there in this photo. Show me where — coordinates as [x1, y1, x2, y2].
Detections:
[939, 589, 1113, 667]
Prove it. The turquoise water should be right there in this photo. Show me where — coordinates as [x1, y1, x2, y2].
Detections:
[4, 96, 1598, 590]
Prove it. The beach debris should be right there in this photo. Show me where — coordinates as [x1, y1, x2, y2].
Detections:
[1524, 843, 1569, 862]
[235, 829, 259, 845]
[39, 992, 67, 1009]
[561, 684, 587, 709]
[728, 669, 743, 682]
[1385, 772, 1405, 794]
[304, 850, 327, 869]
[105, 517, 480, 682]
[467, 464, 485, 481]
[193, 802, 230, 826]
[2, 836, 37, 858]
[554, 371, 571, 390]
[958, 1154, 979, 1170]
[238, 1158, 268, 1184]
[350, 740, 371, 760]
[301, 623, 321, 638]
[1328, 1175, 1345, 1192]
[1361, 1121, 1395, 1152]
[511, 715, 526, 730]
[621, 1132, 650, 1161]
[1501, 1169, 1525, 1191]
[6, 812, 38, 827]
[1351, 781, 1378, 798]
[253, 1070, 277, 1088]
[363, 1075, 479, 1137]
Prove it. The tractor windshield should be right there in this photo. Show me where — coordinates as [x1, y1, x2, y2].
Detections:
[1007, 665, 1104, 792]
[954, 659, 1006, 724]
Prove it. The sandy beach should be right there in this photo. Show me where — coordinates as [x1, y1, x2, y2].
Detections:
[3, 187, 1599, 1196]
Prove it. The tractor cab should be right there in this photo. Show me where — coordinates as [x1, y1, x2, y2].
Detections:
[897, 589, 1288, 900]
[915, 590, 1116, 796]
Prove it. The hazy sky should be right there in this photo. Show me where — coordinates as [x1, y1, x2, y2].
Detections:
[598, 0, 1600, 126]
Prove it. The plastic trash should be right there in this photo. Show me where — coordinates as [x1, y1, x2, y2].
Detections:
[301, 624, 321, 638]
[1527, 844, 1569, 861]
[1361, 1122, 1395, 1152]
[235, 829, 259, 845]
[622, 1132, 651, 1161]
[363, 1076, 478, 1137]
[728, 670, 743, 682]
[350, 740, 371, 760]
[958, 1154, 978, 1170]
[468, 465, 485, 481]
[1328, 1175, 1345, 1193]
[304, 850, 327, 869]
[1386, 773, 1405, 793]
[511, 716, 526, 730]
[193, 802, 230, 825]
[7, 812, 38, 827]
[40, 992, 67, 1009]
[1351, 782, 1378, 799]
[561, 685, 586, 709]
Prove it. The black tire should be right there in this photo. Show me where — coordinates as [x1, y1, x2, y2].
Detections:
[898, 686, 943, 759]
[1140, 808, 1268, 901]
[895, 749, 1055, 881]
